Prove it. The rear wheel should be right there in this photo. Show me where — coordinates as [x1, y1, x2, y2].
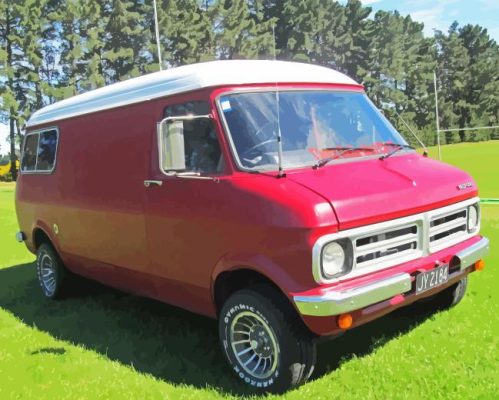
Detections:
[36, 243, 70, 299]
[218, 285, 316, 393]
[400, 276, 469, 317]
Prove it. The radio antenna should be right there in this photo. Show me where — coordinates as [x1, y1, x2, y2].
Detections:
[272, 24, 285, 178]
[386, 106, 429, 157]
[153, 0, 163, 70]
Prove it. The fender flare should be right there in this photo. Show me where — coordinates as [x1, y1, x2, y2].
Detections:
[210, 251, 304, 309]
[30, 220, 59, 253]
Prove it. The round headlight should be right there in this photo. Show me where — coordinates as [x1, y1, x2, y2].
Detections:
[468, 204, 479, 231]
[322, 241, 346, 278]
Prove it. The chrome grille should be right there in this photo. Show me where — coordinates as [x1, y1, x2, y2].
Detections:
[313, 197, 480, 284]
[429, 208, 468, 252]
[354, 224, 421, 270]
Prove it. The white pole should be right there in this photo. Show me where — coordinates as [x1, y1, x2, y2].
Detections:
[272, 24, 285, 178]
[433, 71, 441, 160]
[438, 125, 499, 133]
[153, 0, 162, 70]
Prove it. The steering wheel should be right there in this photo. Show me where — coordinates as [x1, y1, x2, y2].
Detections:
[254, 121, 277, 140]
[240, 138, 279, 159]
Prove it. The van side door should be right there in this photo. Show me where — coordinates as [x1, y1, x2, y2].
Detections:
[144, 101, 229, 315]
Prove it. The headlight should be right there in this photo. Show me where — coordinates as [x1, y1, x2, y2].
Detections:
[468, 204, 479, 232]
[321, 240, 352, 278]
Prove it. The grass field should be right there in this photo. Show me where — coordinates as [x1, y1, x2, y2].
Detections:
[425, 141, 498, 199]
[1, 142, 498, 399]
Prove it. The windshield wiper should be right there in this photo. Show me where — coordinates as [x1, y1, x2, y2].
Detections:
[313, 147, 375, 169]
[379, 143, 415, 160]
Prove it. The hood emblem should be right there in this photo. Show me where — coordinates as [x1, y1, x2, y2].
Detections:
[457, 182, 473, 190]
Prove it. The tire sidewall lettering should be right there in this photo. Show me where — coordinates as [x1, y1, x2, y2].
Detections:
[223, 301, 279, 388]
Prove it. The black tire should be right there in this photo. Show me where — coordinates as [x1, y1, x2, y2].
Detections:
[36, 242, 70, 299]
[218, 285, 316, 393]
[432, 276, 468, 309]
[400, 277, 469, 317]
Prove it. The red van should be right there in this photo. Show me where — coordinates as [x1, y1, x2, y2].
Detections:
[15, 60, 489, 392]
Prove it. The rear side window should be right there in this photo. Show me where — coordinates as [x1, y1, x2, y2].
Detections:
[21, 128, 59, 173]
[22, 134, 38, 171]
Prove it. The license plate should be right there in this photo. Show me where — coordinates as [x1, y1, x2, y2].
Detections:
[416, 264, 449, 295]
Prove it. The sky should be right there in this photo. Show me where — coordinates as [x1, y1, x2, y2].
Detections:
[1, 0, 498, 155]
[358, 0, 499, 40]
[0, 124, 8, 156]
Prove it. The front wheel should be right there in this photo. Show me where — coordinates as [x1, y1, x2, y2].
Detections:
[218, 286, 316, 393]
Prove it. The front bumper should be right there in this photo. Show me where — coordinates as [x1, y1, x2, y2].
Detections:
[293, 236, 489, 317]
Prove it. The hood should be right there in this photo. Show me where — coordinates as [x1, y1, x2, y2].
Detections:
[287, 153, 478, 230]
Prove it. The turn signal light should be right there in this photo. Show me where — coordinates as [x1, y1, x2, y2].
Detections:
[337, 313, 353, 330]
[475, 259, 485, 271]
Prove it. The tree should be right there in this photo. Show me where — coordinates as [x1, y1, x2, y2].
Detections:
[158, 0, 214, 66]
[77, 0, 107, 90]
[458, 24, 499, 141]
[1, 0, 498, 155]
[338, 0, 371, 80]
[435, 23, 470, 142]
[358, 10, 438, 146]
[213, 0, 275, 60]
[102, 0, 148, 81]
[0, 1, 24, 180]
[56, 0, 89, 96]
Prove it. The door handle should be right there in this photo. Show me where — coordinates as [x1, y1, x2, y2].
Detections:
[144, 180, 163, 187]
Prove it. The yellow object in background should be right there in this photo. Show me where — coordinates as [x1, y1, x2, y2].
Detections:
[0, 160, 20, 176]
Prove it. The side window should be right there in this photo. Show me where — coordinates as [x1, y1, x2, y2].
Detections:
[21, 128, 59, 173]
[160, 101, 223, 175]
[160, 118, 223, 174]
[183, 119, 222, 173]
[37, 130, 58, 171]
[22, 134, 38, 171]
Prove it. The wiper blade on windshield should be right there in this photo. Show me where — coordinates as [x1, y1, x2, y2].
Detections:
[379, 143, 415, 160]
[313, 147, 375, 169]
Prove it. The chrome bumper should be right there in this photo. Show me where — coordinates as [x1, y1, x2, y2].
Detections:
[294, 237, 490, 317]
[455, 237, 490, 270]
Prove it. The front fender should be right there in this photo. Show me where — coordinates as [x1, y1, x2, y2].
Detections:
[211, 251, 308, 305]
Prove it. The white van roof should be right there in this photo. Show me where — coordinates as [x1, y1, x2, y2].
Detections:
[27, 60, 359, 127]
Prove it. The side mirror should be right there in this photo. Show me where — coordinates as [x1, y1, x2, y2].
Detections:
[159, 119, 186, 171]
[157, 114, 213, 174]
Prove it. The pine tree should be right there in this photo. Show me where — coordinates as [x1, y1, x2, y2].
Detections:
[16, 0, 53, 125]
[0, 1, 24, 180]
[159, 0, 214, 66]
[78, 0, 107, 90]
[1, 0, 498, 152]
[213, 0, 274, 60]
[458, 24, 499, 141]
[435, 23, 470, 142]
[340, 0, 371, 80]
[102, 0, 147, 82]
[57, 0, 88, 96]
[38, 0, 66, 104]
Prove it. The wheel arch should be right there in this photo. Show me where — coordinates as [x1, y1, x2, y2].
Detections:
[212, 266, 304, 321]
[32, 225, 56, 251]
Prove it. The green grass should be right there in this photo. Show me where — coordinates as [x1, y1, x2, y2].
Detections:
[1, 142, 498, 399]
[425, 140, 499, 199]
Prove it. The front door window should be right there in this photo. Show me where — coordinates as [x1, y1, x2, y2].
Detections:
[159, 102, 223, 175]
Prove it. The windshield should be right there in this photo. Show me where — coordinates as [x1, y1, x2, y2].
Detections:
[218, 90, 410, 171]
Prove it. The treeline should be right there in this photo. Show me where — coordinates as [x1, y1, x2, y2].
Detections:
[1, 0, 498, 176]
